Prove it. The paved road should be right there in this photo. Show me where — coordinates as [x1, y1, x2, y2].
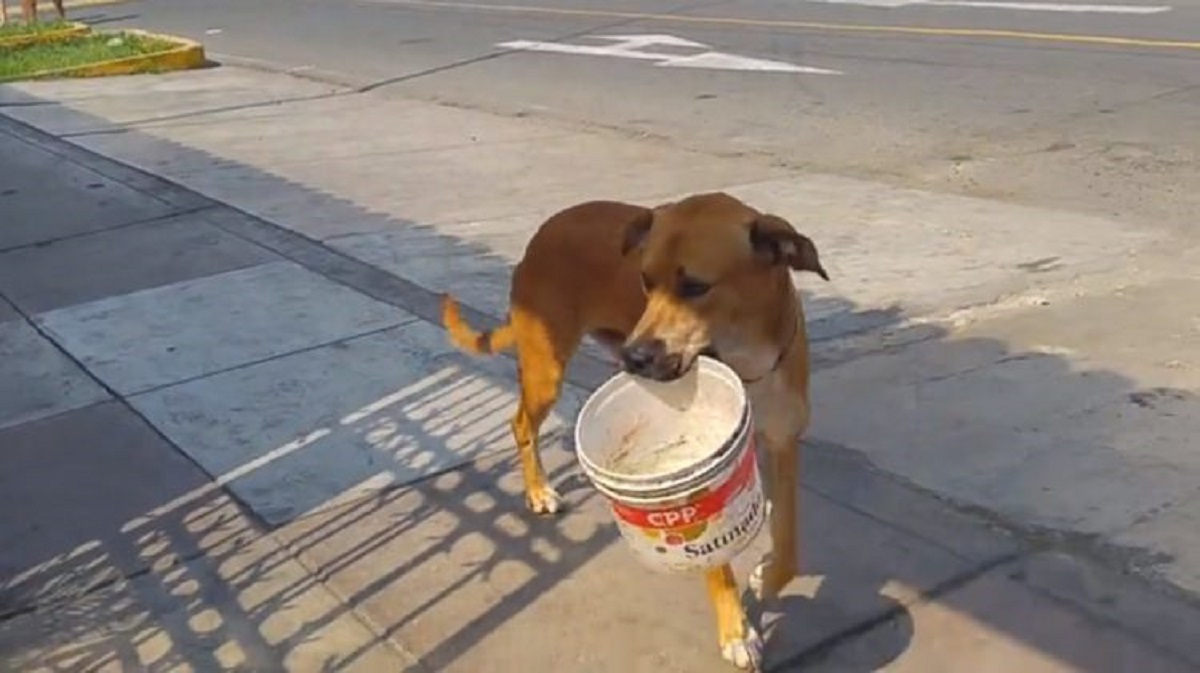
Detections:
[82, 0, 1200, 232]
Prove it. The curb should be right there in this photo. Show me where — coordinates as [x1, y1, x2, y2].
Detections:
[0, 22, 90, 49]
[3, 29, 206, 82]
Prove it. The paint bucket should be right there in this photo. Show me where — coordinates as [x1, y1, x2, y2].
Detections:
[575, 356, 766, 574]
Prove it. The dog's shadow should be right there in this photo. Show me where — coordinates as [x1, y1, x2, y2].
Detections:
[742, 472, 919, 672]
[751, 574, 913, 672]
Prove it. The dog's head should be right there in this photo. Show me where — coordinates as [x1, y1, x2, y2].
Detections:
[618, 192, 828, 381]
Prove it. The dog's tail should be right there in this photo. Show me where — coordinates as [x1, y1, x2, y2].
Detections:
[440, 293, 516, 356]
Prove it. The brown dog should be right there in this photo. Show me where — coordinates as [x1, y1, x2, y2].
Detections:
[441, 192, 828, 669]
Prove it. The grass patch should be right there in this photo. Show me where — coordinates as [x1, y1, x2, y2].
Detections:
[0, 19, 73, 40]
[0, 31, 177, 81]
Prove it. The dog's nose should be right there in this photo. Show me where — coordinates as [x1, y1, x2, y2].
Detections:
[621, 339, 666, 374]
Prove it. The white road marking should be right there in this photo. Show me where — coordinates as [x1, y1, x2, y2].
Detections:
[803, 0, 1171, 13]
[496, 34, 842, 74]
[599, 34, 709, 48]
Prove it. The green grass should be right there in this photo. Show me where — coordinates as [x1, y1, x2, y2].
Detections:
[0, 19, 74, 40]
[0, 32, 175, 81]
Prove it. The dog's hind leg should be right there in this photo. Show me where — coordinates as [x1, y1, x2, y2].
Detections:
[509, 309, 579, 515]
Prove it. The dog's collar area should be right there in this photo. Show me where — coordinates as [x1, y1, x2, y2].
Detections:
[735, 317, 800, 385]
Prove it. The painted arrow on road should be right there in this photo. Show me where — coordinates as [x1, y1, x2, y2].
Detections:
[497, 34, 842, 74]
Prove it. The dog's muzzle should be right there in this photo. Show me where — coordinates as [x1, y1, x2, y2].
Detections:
[620, 339, 688, 381]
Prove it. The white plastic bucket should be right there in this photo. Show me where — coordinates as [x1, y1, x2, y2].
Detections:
[575, 356, 766, 574]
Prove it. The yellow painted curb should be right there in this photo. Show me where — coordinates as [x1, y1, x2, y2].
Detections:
[0, 22, 90, 49]
[6, 29, 206, 82]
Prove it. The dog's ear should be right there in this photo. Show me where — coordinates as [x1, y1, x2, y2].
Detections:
[749, 214, 829, 280]
[621, 208, 654, 256]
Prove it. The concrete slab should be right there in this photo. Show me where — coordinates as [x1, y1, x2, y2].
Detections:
[0, 318, 109, 430]
[0, 520, 413, 673]
[808, 330, 1200, 536]
[947, 278, 1200, 469]
[1012, 552, 1200, 668]
[0, 131, 177, 251]
[0, 211, 276, 314]
[328, 222, 616, 364]
[326, 170, 1153, 346]
[807, 275, 1200, 591]
[274, 441, 1002, 673]
[107, 132, 781, 241]
[801, 441, 1018, 565]
[130, 321, 588, 526]
[59, 93, 570, 170]
[808, 564, 1195, 673]
[34, 260, 412, 395]
[0, 401, 214, 613]
[0, 68, 343, 136]
[0, 115, 216, 214]
[724, 175, 1154, 335]
[10, 68, 784, 240]
[968, 435, 1198, 536]
[330, 226, 519, 323]
[1116, 492, 1200, 597]
[0, 296, 18, 324]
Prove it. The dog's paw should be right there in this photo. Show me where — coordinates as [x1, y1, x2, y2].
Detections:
[750, 555, 794, 602]
[721, 626, 764, 671]
[525, 484, 563, 515]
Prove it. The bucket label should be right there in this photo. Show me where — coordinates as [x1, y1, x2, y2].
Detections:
[608, 440, 766, 572]
[609, 446, 757, 529]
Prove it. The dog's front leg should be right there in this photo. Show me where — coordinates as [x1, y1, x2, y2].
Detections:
[706, 563, 762, 670]
[750, 432, 801, 602]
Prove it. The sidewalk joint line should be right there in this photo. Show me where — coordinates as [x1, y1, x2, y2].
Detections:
[0, 206, 217, 255]
[0, 282, 281, 538]
[124, 319, 419, 398]
[0, 114, 214, 213]
[803, 481, 1008, 565]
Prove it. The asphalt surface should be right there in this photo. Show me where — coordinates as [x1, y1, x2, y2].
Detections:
[76, 0, 1200, 232]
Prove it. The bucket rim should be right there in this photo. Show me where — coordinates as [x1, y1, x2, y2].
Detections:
[587, 408, 752, 501]
[574, 355, 749, 486]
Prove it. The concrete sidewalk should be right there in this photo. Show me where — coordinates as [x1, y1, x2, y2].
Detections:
[2, 65, 1200, 672]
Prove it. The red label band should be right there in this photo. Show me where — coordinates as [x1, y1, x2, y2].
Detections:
[610, 438, 758, 530]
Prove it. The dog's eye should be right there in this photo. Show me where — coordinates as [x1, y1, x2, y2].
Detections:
[677, 276, 712, 299]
